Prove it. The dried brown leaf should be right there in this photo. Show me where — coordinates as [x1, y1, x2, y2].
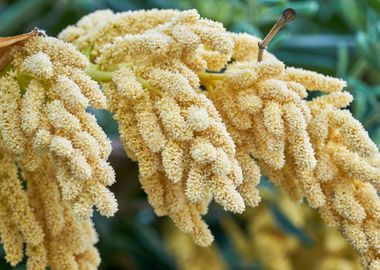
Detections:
[0, 28, 45, 71]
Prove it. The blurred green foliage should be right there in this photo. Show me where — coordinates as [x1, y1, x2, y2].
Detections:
[0, 0, 379, 269]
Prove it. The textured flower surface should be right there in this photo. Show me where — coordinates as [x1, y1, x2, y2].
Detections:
[60, 9, 380, 268]
[61, 9, 260, 246]
[0, 7, 378, 270]
[0, 35, 114, 269]
[0, 36, 116, 219]
[0, 140, 100, 269]
[204, 33, 380, 269]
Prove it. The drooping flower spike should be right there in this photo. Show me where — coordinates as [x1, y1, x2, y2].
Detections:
[0, 140, 100, 269]
[0, 35, 113, 269]
[0, 36, 117, 219]
[60, 9, 380, 268]
[205, 31, 379, 269]
[61, 9, 261, 246]
[0, 7, 377, 270]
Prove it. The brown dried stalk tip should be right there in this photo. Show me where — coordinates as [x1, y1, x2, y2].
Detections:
[257, 8, 296, 62]
[0, 28, 45, 71]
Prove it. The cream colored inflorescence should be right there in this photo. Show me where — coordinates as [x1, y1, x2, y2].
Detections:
[60, 9, 380, 267]
[207, 33, 347, 209]
[0, 36, 116, 219]
[0, 7, 362, 269]
[60, 9, 261, 246]
[205, 33, 380, 269]
[0, 141, 100, 269]
[0, 36, 114, 268]
[308, 93, 380, 269]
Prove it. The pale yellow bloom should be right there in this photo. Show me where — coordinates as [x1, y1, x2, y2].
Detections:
[207, 53, 322, 208]
[0, 143, 44, 247]
[61, 9, 259, 246]
[0, 36, 117, 220]
[0, 140, 100, 269]
[307, 96, 380, 268]
[0, 201, 24, 266]
[25, 158, 100, 270]
[204, 31, 380, 268]
[164, 223, 227, 270]
[58, 9, 179, 56]
[55, 9, 380, 268]
[284, 67, 347, 92]
[21, 52, 54, 79]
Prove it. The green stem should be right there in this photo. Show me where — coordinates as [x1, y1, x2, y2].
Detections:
[82, 45, 92, 59]
[85, 62, 163, 95]
[85, 63, 113, 82]
[17, 73, 32, 96]
[198, 72, 225, 81]
[83, 55, 224, 96]
[137, 77, 162, 95]
[0, 63, 13, 77]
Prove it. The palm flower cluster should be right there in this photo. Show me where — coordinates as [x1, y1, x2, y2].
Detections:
[207, 33, 347, 208]
[0, 7, 378, 270]
[204, 33, 380, 269]
[60, 8, 380, 268]
[0, 141, 100, 269]
[0, 35, 116, 219]
[60, 9, 261, 246]
[0, 35, 116, 268]
[308, 92, 380, 269]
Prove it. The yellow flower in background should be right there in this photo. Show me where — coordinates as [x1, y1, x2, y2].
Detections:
[222, 190, 362, 270]
[164, 222, 228, 270]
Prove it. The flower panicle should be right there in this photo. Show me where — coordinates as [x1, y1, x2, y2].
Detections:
[61, 9, 261, 246]
[204, 31, 380, 268]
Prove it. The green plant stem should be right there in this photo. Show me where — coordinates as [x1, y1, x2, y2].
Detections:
[136, 77, 162, 95]
[85, 63, 113, 82]
[85, 62, 163, 95]
[83, 53, 226, 96]
[198, 72, 225, 81]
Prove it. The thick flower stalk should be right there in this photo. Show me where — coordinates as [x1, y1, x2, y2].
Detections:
[60, 9, 261, 245]
[205, 32, 380, 269]
[0, 141, 100, 269]
[0, 35, 117, 219]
